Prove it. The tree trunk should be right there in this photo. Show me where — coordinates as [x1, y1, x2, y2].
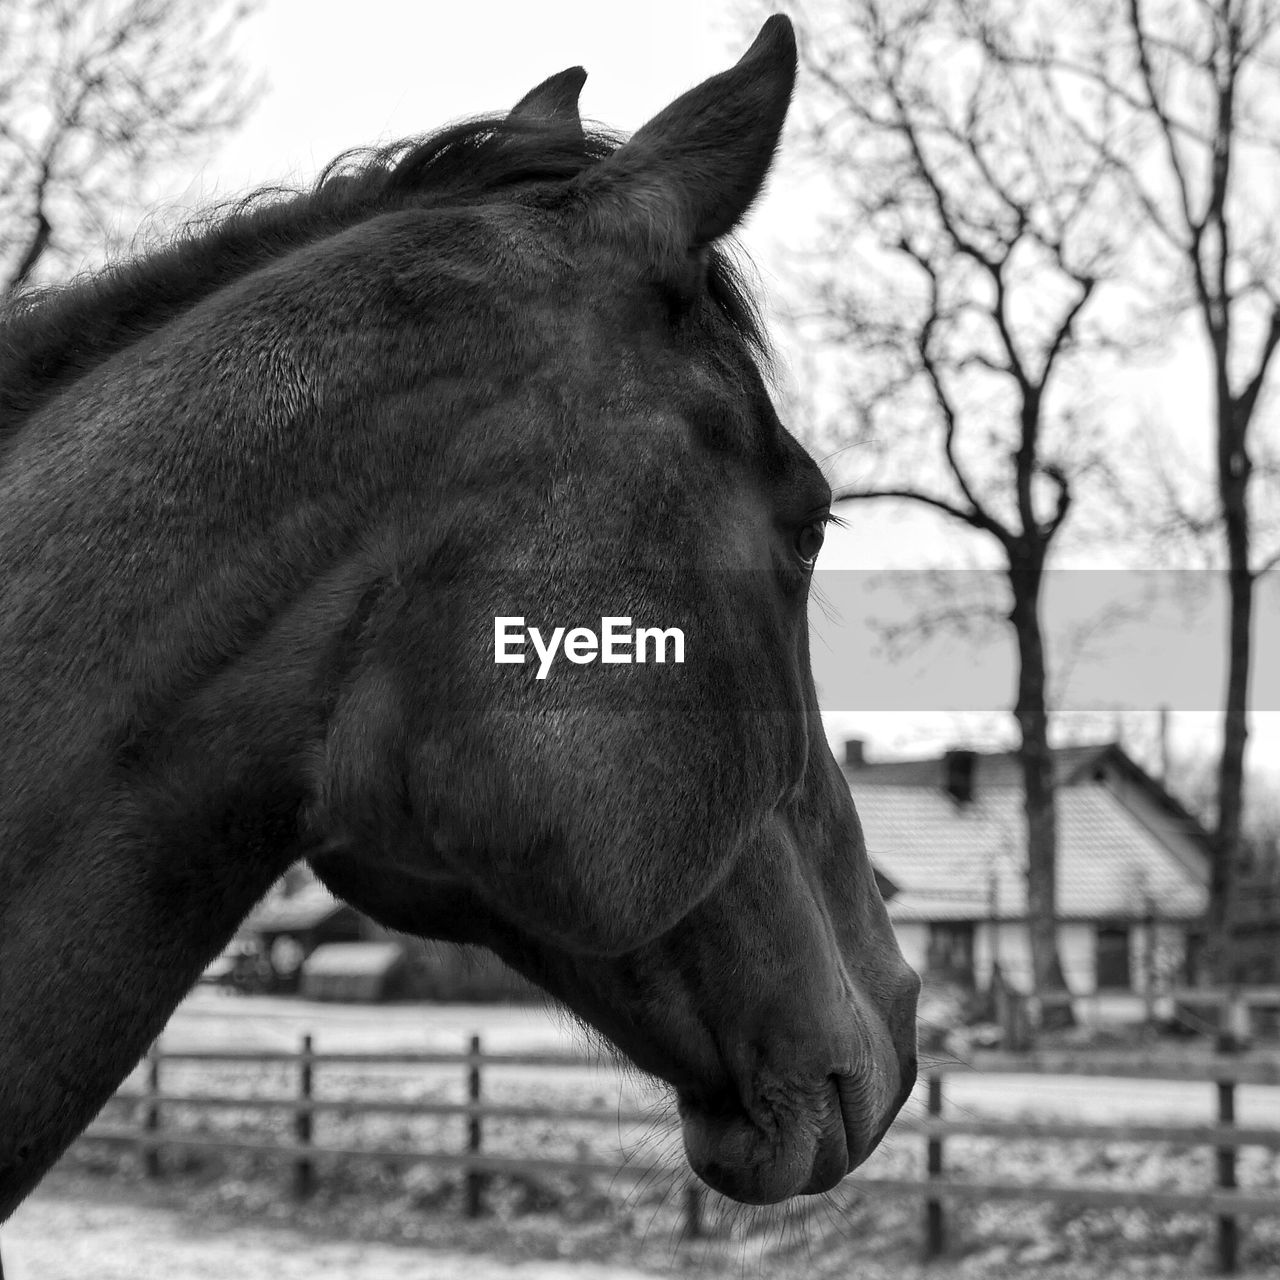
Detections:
[1009, 554, 1073, 1027]
[1204, 400, 1252, 1005]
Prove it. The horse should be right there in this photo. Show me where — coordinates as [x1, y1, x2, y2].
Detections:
[0, 15, 918, 1220]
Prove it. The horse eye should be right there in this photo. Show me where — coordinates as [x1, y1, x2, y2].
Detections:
[795, 520, 826, 567]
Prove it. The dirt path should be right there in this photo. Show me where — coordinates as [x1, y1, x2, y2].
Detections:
[1, 1188, 667, 1280]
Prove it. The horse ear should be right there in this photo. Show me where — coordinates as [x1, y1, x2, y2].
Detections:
[574, 15, 796, 255]
[509, 67, 587, 135]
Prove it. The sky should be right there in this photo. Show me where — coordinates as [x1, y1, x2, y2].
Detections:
[197, 1, 754, 202]
[146, 0, 1278, 777]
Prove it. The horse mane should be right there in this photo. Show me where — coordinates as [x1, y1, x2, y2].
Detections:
[0, 116, 768, 438]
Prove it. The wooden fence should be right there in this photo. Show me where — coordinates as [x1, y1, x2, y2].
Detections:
[81, 1035, 701, 1221]
[73, 1040, 1280, 1273]
[896, 1052, 1280, 1275]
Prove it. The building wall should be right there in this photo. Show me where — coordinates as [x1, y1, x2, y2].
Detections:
[904, 918, 1192, 997]
[976, 921, 1092, 993]
[972, 921, 1033, 991]
[894, 922, 929, 977]
[1062, 922, 1099, 992]
[1133, 920, 1191, 992]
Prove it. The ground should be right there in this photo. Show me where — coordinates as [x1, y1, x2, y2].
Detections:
[3, 991, 1278, 1279]
[10, 1174, 1280, 1280]
[4, 1180, 666, 1280]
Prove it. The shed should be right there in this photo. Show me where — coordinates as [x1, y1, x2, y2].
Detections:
[300, 941, 406, 1002]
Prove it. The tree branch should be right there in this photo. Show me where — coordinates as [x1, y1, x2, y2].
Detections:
[1042, 462, 1073, 540]
[1041, 276, 1098, 385]
[5, 210, 51, 295]
[893, 233, 1007, 532]
[1254, 546, 1280, 576]
[0, 0, 262, 287]
[1237, 305, 1280, 423]
[834, 485, 1011, 543]
[1127, 0, 1218, 328]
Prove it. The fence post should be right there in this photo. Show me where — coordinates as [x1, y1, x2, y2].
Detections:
[1216, 1076, 1238, 1276]
[924, 1072, 945, 1260]
[293, 1033, 314, 1199]
[465, 1034, 485, 1218]
[684, 1183, 704, 1239]
[143, 1042, 161, 1178]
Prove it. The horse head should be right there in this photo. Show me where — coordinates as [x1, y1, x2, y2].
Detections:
[309, 16, 919, 1204]
[0, 16, 916, 1218]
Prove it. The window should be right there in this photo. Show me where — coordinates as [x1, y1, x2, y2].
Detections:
[926, 922, 976, 985]
[1095, 925, 1132, 989]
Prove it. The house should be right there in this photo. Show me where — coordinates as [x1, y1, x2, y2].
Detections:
[842, 739, 1211, 1013]
[239, 869, 536, 1002]
[237, 877, 365, 993]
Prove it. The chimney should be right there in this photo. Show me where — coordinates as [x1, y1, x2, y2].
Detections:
[944, 748, 977, 804]
[844, 738, 866, 769]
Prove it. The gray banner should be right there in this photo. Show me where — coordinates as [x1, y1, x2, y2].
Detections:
[808, 569, 1280, 712]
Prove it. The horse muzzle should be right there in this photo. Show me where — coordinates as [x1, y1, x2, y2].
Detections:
[676, 1009, 914, 1204]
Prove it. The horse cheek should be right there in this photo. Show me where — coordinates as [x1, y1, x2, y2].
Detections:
[401, 722, 745, 957]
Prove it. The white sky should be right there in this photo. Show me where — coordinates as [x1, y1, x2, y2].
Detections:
[146, 0, 1277, 777]
[193, 1, 751, 203]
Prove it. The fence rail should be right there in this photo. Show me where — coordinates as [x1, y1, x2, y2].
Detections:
[72, 1037, 1280, 1273]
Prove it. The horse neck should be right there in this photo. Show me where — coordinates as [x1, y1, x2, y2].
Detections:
[0, 188, 405, 436]
[0, 217, 453, 1217]
[0, 791, 286, 1218]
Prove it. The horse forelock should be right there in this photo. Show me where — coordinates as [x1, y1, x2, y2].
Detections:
[0, 116, 771, 445]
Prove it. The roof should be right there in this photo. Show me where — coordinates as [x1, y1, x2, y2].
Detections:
[848, 743, 1209, 922]
[849, 742, 1133, 790]
[244, 882, 348, 933]
[847, 740, 1209, 843]
[303, 941, 404, 977]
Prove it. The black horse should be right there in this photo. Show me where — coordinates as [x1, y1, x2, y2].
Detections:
[0, 16, 918, 1219]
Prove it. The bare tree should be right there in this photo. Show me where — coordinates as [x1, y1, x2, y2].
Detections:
[0, 0, 262, 294]
[749, 0, 1150, 1017]
[977, 0, 1280, 994]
